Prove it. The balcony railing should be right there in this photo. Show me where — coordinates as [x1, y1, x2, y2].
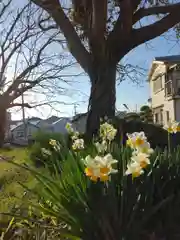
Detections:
[165, 80, 172, 96]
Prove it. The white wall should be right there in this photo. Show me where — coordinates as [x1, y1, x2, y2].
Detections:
[175, 99, 180, 122]
[151, 64, 166, 109]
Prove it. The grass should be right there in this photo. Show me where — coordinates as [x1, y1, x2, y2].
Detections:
[0, 148, 36, 224]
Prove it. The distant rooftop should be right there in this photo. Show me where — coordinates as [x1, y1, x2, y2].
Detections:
[52, 117, 71, 125]
[155, 55, 180, 63]
[45, 116, 60, 124]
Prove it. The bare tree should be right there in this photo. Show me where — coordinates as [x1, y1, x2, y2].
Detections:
[30, 0, 180, 137]
[0, 0, 73, 146]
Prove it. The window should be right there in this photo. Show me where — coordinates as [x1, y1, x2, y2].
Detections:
[17, 131, 24, 138]
[153, 76, 162, 93]
[166, 111, 170, 122]
[176, 79, 180, 95]
[160, 110, 163, 124]
[155, 113, 159, 123]
[175, 64, 180, 71]
[165, 69, 173, 96]
[165, 80, 172, 96]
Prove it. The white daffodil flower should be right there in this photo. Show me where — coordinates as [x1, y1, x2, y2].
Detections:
[83, 154, 118, 182]
[134, 141, 154, 156]
[164, 121, 180, 134]
[95, 140, 107, 153]
[131, 152, 150, 169]
[72, 138, 84, 150]
[126, 131, 147, 149]
[125, 161, 144, 178]
[100, 122, 117, 141]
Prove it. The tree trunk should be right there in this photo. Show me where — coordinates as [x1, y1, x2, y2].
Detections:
[86, 63, 116, 137]
[0, 108, 7, 147]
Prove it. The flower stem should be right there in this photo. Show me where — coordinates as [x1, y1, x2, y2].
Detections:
[168, 132, 171, 154]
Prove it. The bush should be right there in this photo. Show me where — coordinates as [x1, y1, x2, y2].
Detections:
[29, 131, 69, 169]
[113, 118, 180, 149]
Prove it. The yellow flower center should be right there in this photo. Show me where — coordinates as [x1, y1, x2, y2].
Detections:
[167, 127, 173, 133]
[135, 138, 144, 146]
[100, 167, 110, 174]
[176, 126, 180, 132]
[140, 161, 148, 169]
[90, 175, 98, 182]
[85, 167, 93, 177]
[132, 171, 141, 178]
[100, 175, 109, 182]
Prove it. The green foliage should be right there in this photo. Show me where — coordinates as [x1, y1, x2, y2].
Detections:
[0, 148, 37, 237]
[124, 112, 141, 122]
[113, 118, 180, 150]
[29, 131, 69, 169]
[15, 142, 180, 239]
[140, 105, 153, 123]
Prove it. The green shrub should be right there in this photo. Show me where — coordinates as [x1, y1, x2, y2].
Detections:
[113, 118, 180, 149]
[29, 131, 69, 170]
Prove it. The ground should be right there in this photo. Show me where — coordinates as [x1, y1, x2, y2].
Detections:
[0, 148, 36, 225]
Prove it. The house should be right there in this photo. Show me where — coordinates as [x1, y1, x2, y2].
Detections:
[10, 121, 40, 145]
[71, 111, 128, 134]
[52, 117, 71, 134]
[36, 116, 60, 132]
[72, 113, 87, 133]
[148, 55, 180, 126]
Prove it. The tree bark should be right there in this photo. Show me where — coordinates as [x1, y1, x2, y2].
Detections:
[0, 107, 7, 147]
[86, 63, 116, 137]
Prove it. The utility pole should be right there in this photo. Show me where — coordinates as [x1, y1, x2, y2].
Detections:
[74, 104, 77, 116]
[21, 84, 27, 141]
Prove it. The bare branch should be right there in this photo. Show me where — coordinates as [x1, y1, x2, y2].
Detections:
[38, 14, 57, 31]
[0, 0, 12, 20]
[133, 2, 180, 24]
[131, 9, 180, 50]
[31, 0, 92, 74]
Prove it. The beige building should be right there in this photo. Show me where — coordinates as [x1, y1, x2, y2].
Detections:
[149, 55, 180, 126]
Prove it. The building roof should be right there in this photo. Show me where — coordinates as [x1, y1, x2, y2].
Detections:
[72, 111, 127, 122]
[148, 55, 180, 81]
[154, 55, 180, 63]
[45, 116, 60, 124]
[10, 122, 39, 131]
[52, 117, 71, 125]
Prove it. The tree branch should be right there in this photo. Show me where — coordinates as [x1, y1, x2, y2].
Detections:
[133, 2, 180, 24]
[0, 0, 12, 20]
[109, 2, 180, 64]
[38, 14, 58, 31]
[4, 35, 55, 99]
[8, 102, 32, 108]
[107, 0, 133, 60]
[131, 9, 180, 50]
[91, 0, 107, 56]
[31, 0, 92, 74]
